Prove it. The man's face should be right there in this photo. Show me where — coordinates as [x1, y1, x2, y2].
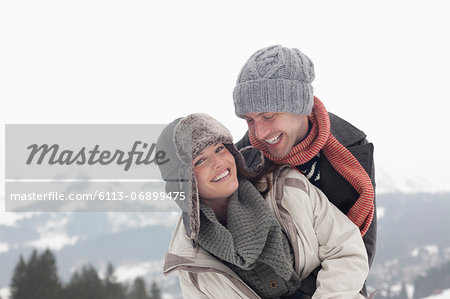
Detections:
[244, 112, 309, 159]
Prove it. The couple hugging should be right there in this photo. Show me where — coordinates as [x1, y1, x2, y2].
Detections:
[156, 45, 376, 299]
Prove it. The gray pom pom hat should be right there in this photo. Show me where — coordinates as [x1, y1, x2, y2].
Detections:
[156, 113, 264, 240]
[233, 45, 315, 117]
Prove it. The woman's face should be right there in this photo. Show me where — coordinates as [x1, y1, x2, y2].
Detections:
[192, 143, 238, 202]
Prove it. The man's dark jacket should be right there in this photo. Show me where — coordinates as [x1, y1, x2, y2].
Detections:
[236, 113, 376, 298]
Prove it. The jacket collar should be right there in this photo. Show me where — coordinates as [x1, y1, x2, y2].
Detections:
[329, 112, 367, 146]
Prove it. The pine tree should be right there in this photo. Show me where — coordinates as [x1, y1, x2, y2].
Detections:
[25, 249, 39, 297]
[37, 248, 62, 299]
[10, 249, 62, 299]
[64, 264, 106, 299]
[128, 277, 150, 299]
[399, 282, 408, 299]
[149, 281, 161, 299]
[104, 262, 125, 299]
[10, 255, 27, 299]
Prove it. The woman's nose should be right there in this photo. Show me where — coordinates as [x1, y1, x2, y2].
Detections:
[211, 155, 224, 169]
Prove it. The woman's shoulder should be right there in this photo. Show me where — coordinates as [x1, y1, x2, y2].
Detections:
[276, 166, 311, 192]
[166, 217, 195, 256]
[266, 166, 315, 211]
[165, 218, 226, 270]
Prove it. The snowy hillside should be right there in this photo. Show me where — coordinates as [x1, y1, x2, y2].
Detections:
[422, 289, 450, 298]
[375, 166, 450, 194]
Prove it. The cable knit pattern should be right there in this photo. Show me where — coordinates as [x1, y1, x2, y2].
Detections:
[233, 45, 315, 117]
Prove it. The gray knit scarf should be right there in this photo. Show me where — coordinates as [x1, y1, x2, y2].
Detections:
[197, 178, 301, 298]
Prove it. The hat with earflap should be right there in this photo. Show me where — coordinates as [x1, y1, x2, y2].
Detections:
[156, 113, 264, 240]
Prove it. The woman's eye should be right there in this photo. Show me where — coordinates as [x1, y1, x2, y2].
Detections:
[194, 158, 204, 167]
[216, 146, 224, 153]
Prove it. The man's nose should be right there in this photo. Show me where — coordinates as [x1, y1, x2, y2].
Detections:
[253, 121, 270, 140]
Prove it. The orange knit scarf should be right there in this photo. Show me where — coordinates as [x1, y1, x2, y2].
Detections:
[249, 97, 374, 236]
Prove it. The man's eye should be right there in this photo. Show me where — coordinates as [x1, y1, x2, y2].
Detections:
[263, 114, 274, 120]
[245, 118, 254, 123]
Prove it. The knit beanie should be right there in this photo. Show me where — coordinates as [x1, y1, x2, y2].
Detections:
[233, 45, 315, 117]
[156, 113, 264, 240]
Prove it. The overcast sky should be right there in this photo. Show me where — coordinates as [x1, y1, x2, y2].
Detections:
[1, 0, 450, 196]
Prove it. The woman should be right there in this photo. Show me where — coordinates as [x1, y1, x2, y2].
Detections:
[157, 113, 369, 299]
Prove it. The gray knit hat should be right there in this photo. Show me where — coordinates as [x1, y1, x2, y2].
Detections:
[156, 113, 264, 240]
[233, 45, 315, 117]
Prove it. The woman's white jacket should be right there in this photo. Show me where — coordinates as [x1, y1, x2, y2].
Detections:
[163, 166, 369, 298]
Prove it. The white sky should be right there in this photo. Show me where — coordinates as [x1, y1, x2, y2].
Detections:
[1, 0, 450, 196]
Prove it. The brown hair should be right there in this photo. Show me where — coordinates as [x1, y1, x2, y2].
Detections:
[237, 158, 280, 197]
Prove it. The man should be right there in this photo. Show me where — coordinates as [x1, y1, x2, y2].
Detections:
[233, 45, 376, 298]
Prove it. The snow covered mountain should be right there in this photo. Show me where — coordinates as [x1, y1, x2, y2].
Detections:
[375, 166, 450, 194]
[1, 171, 450, 299]
[0, 204, 182, 298]
[423, 289, 450, 298]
